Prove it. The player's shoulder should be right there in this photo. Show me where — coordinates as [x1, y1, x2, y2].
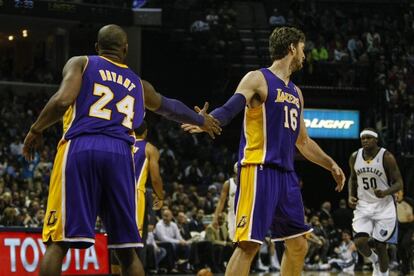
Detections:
[242, 70, 266, 83]
[146, 142, 160, 155]
[383, 149, 396, 161]
[349, 150, 359, 162]
[68, 55, 88, 65]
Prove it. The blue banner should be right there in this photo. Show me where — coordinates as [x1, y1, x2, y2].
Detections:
[304, 109, 359, 139]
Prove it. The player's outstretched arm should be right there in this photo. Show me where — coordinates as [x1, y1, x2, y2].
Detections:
[374, 151, 403, 198]
[348, 152, 358, 208]
[23, 56, 86, 161]
[182, 70, 266, 132]
[295, 87, 345, 192]
[142, 79, 221, 138]
[146, 143, 164, 210]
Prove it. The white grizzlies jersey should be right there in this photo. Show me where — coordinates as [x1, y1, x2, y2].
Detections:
[227, 177, 237, 239]
[354, 148, 391, 204]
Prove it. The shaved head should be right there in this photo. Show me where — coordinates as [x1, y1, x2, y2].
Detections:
[96, 24, 128, 61]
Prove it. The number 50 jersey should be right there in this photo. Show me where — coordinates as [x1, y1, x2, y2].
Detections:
[354, 147, 391, 203]
[64, 55, 145, 145]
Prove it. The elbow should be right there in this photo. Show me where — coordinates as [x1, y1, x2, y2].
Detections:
[54, 96, 73, 112]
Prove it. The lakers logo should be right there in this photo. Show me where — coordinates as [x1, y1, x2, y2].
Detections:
[237, 216, 247, 228]
[47, 210, 58, 226]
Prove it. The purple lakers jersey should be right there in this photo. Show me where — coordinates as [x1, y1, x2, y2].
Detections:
[134, 139, 148, 191]
[63, 55, 145, 144]
[238, 68, 301, 171]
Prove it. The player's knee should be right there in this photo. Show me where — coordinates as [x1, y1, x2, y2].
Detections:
[238, 241, 260, 257]
[353, 233, 369, 248]
[285, 236, 308, 257]
[114, 248, 138, 268]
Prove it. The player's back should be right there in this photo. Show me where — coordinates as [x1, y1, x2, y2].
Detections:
[64, 55, 145, 145]
[239, 68, 301, 171]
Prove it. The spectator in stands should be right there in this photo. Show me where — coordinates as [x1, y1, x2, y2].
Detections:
[319, 201, 332, 220]
[177, 211, 192, 240]
[396, 190, 414, 275]
[155, 209, 191, 270]
[189, 209, 205, 233]
[146, 224, 167, 274]
[332, 199, 353, 232]
[205, 212, 233, 272]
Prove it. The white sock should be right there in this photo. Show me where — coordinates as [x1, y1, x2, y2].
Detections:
[270, 253, 280, 268]
[379, 270, 389, 276]
[368, 251, 378, 263]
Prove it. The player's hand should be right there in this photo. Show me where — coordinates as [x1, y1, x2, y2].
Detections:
[153, 198, 163, 210]
[181, 124, 203, 133]
[348, 196, 358, 209]
[330, 163, 346, 192]
[374, 189, 387, 198]
[23, 128, 43, 161]
[194, 102, 222, 139]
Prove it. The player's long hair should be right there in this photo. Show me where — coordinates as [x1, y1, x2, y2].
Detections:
[269, 27, 305, 61]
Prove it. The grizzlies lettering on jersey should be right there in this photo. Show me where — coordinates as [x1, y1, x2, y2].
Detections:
[64, 56, 145, 144]
[238, 68, 301, 171]
[354, 148, 391, 203]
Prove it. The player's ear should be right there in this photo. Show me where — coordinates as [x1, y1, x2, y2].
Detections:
[95, 42, 99, 53]
[289, 43, 296, 54]
[124, 43, 128, 57]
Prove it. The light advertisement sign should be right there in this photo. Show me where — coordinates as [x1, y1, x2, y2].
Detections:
[304, 109, 359, 139]
[0, 231, 109, 276]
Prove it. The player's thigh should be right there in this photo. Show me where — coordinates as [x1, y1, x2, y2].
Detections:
[372, 202, 397, 242]
[352, 207, 374, 236]
[271, 171, 311, 241]
[234, 165, 280, 243]
[100, 142, 142, 247]
[44, 139, 103, 246]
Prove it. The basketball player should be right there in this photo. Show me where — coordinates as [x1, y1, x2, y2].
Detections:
[183, 26, 345, 276]
[111, 120, 164, 274]
[22, 24, 220, 276]
[212, 162, 238, 240]
[134, 120, 164, 236]
[348, 128, 403, 276]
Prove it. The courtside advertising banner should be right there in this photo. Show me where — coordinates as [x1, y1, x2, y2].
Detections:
[304, 109, 360, 139]
[0, 231, 109, 276]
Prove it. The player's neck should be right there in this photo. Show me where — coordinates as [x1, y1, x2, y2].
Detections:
[363, 146, 380, 158]
[100, 53, 123, 64]
[270, 59, 292, 84]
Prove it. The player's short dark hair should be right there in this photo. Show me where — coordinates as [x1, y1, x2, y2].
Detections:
[97, 24, 127, 52]
[269, 27, 305, 61]
[342, 229, 352, 236]
[134, 120, 147, 136]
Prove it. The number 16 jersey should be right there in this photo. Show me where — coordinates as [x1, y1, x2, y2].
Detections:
[354, 147, 391, 203]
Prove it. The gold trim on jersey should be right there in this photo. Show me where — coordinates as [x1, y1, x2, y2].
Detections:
[99, 56, 128, 68]
[136, 158, 148, 237]
[82, 56, 89, 75]
[42, 140, 71, 243]
[62, 103, 76, 135]
[241, 105, 265, 165]
[234, 165, 257, 242]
